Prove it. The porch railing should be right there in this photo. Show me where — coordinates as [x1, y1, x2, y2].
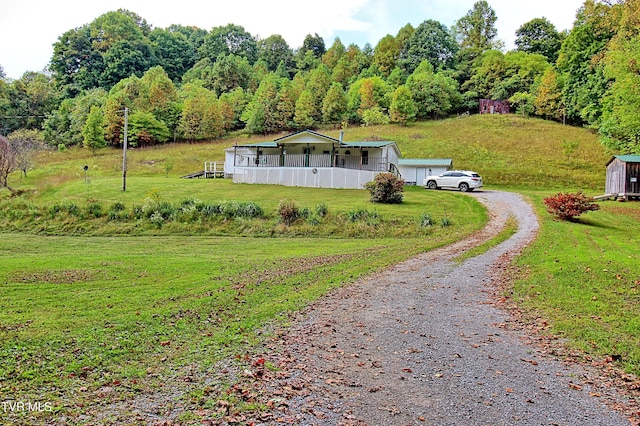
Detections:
[238, 154, 393, 173]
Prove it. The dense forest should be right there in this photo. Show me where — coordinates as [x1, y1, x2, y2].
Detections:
[0, 0, 639, 154]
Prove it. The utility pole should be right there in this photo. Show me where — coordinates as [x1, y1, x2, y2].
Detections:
[122, 107, 128, 192]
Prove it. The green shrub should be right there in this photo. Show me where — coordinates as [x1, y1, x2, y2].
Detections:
[365, 172, 405, 204]
[110, 202, 126, 212]
[316, 203, 328, 217]
[346, 208, 379, 223]
[62, 200, 81, 217]
[86, 201, 103, 218]
[300, 207, 312, 219]
[419, 212, 433, 227]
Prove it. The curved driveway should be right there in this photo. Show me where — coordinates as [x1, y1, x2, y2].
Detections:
[267, 190, 630, 425]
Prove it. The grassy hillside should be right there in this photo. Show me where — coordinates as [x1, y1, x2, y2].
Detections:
[12, 114, 610, 195]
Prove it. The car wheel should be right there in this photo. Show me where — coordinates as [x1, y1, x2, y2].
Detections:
[426, 180, 438, 190]
[459, 182, 469, 192]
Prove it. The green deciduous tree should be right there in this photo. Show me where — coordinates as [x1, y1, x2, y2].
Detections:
[389, 85, 417, 125]
[178, 82, 224, 141]
[454, 0, 502, 60]
[515, 17, 563, 63]
[83, 105, 106, 153]
[600, 0, 640, 152]
[556, 0, 616, 125]
[347, 76, 391, 123]
[241, 73, 282, 135]
[401, 19, 458, 74]
[534, 67, 565, 121]
[407, 61, 462, 119]
[199, 24, 257, 64]
[51, 10, 156, 94]
[149, 28, 196, 82]
[127, 111, 170, 146]
[258, 34, 293, 73]
[209, 54, 253, 96]
[44, 88, 106, 147]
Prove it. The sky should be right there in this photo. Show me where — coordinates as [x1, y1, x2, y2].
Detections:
[0, 0, 586, 80]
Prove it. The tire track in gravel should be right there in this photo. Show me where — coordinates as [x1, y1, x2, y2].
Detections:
[264, 190, 632, 425]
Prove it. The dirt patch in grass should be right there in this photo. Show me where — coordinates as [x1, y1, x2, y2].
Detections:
[9, 269, 104, 284]
[607, 205, 640, 221]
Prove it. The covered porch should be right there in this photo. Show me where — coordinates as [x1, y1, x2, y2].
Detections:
[224, 130, 401, 189]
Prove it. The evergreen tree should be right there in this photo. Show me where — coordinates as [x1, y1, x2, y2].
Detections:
[322, 82, 348, 125]
[294, 89, 315, 129]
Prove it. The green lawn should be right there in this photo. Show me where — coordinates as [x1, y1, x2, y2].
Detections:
[0, 178, 486, 421]
[1, 115, 638, 422]
[512, 192, 640, 375]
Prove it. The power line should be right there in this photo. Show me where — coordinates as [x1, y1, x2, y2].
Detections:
[1, 115, 47, 119]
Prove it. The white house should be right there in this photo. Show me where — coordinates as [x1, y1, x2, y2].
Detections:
[224, 130, 402, 189]
[398, 158, 453, 186]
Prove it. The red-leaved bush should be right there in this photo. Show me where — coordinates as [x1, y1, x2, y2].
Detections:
[543, 191, 600, 221]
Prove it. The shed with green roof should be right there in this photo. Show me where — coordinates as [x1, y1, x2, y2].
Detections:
[605, 155, 640, 199]
[398, 158, 453, 185]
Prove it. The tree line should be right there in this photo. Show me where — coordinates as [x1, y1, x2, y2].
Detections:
[0, 0, 639, 154]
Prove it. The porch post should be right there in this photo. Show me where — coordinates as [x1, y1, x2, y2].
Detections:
[280, 144, 284, 167]
[331, 144, 335, 168]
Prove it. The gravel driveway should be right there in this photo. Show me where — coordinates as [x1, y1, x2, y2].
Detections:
[260, 190, 632, 425]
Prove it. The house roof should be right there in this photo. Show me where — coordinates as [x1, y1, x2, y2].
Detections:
[273, 129, 340, 144]
[343, 141, 396, 148]
[398, 158, 453, 167]
[609, 155, 640, 164]
[228, 130, 402, 156]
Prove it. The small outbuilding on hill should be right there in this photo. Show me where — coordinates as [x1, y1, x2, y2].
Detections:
[605, 155, 640, 200]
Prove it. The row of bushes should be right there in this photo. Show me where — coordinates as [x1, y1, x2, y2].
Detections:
[0, 196, 453, 234]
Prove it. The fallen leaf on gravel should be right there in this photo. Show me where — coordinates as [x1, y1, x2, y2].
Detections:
[520, 358, 539, 366]
[569, 383, 582, 390]
[402, 368, 413, 373]
[506, 388, 514, 393]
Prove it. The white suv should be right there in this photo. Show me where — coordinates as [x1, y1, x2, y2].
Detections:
[424, 170, 483, 192]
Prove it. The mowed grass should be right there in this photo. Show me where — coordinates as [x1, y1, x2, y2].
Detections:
[511, 193, 640, 376]
[0, 175, 485, 421]
[1, 114, 638, 421]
